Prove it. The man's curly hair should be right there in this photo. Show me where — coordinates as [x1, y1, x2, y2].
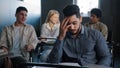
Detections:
[63, 5, 80, 18]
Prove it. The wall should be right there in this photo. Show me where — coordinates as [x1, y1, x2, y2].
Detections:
[100, 0, 120, 42]
[111, 0, 120, 43]
[99, 0, 113, 42]
[0, 0, 41, 36]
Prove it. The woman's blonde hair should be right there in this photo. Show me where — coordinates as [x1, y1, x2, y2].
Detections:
[45, 10, 60, 23]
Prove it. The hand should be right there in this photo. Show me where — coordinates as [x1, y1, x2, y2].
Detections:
[38, 37, 47, 42]
[1, 46, 8, 52]
[58, 17, 71, 40]
[25, 45, 34, 52]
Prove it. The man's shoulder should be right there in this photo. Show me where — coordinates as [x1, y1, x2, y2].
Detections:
[25, 24, 34, 28]
[84, 26, 98, 32]
[98, 22, 107, 27]
[22, 24, 35, 31]
[83, 26, 103, 41]
[3, 25, 12, 29]
[84, 26, 101, 36]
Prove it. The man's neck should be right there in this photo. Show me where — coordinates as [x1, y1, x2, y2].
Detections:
[15, 22, 24, 26]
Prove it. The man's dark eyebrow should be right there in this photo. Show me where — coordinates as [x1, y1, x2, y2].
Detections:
[72, 21, 77, 23]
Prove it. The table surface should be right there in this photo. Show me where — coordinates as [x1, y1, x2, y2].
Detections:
[24, 62, 112, 68]
[24, 62, 81, 68]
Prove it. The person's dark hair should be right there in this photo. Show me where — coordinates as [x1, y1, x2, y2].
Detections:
[16, 6, 28, 14]
[63, 5, 80, 18]
[91, 8, 102, 18]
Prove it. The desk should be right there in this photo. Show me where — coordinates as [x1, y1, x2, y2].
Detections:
[84, 64, 112, 68]
[113, 43, 120, 68]
[37, 37, 56, 53]
[38, 37, 56, 45]
[23, 62, 82, 68]
[36, 41, 54, 54]
[23, 62, 112, 68]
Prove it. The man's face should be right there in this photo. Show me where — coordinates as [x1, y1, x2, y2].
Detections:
[15, 10, 27, 24]
[67, 15, 82, 35]
[90, 14, 99, 23]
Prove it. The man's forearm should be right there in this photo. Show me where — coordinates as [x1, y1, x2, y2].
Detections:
[97, 55, 111, 66]
[47, 39, 63, 63]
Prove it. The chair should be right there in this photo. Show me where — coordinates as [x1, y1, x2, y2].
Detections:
[106, 30, 113, 56]
[29, 50, 34, 62]
[36, 42, 53, 62]
[106, 30, 114, 67]
[113, 42, 120, 68]
[107, 30, 112, 43]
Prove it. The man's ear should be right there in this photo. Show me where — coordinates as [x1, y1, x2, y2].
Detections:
[79, 16, 82, 23]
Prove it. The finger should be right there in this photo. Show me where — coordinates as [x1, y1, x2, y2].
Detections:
[65, 24, 71, 32]
[62, 18, 69, 29]
[61, 17, 67, 26]
[27, 49, 31, 52]
[3, 47, 7, 50]
[27, 46, 33, 51]
[63, 18, 69, 27]
[61, 17, 69, 28]
[29, 45, 34, 50]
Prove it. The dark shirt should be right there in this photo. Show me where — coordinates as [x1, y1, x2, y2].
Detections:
[47, 25, 111, 66]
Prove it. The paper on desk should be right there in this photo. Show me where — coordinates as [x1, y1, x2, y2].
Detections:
[31, 62, 80, 68]
[57, 62, 80, 66]
[43, 39, 56, 44]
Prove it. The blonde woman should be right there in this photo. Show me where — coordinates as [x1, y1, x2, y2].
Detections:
[39, 10, 60, 62]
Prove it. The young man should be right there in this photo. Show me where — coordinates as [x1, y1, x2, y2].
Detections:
[0, 6, 38, 68]
[84, 8, 108, 40]
[47, 5, 111, 67]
